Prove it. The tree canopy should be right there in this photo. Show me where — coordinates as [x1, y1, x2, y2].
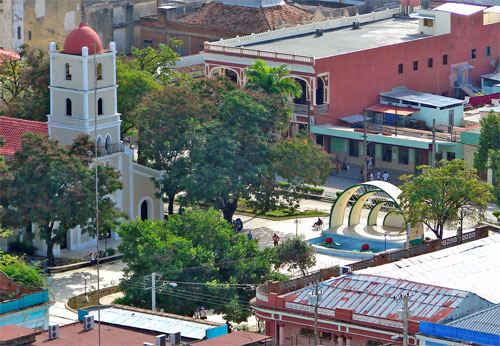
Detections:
[474, 111, 500, 172]
[273, 237, 316, 276]
[0, 253, 47, 288]
[117, 209, 276, 322]
[0, 134, 123, 265]
[0, 46, 50, 122]
[399, 160, 491, 239]
[246, 58, 301, 99]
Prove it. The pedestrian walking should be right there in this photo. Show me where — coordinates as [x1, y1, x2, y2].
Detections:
[376, 171, 381, 180]
[89, 252, 97, 266]
[367, 156, 373, 170]
[383, 171, 389, 182]
[247, 230, 253, 240]
[272, 233, 280, 246]
[369, 171, 374, 181]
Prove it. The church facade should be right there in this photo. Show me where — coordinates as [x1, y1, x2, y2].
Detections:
[1, 23, 164, 255]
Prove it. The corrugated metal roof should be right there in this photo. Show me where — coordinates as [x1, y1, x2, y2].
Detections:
[280, 273, 476, 323]
[87, 307, 217, 340]
[380, 88, 465, 108]
[339, 114, 370, 123]
[366, 104, 418, 116]
[446, 304, 500, 334]
[360, 234, 500, 304]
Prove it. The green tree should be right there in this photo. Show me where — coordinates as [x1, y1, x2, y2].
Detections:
[137, 85, 204, 215]
[246, 59, 301, 98]
[474, 111, 500, 172]
[116, 59, 161, 137]
[400, 160, 492, 239]
[0, 46, 50, 122]
[130, 43, 180, 84]
[185, 89, 287, 222]
[1, 134, 122, 265]
[117, 209, 274, 322]
[0, 253, 47, 288]
[487, 149, 500, 206]
[274, 237, 316, 276]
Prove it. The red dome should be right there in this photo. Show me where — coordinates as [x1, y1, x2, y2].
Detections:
[62, 22, 103, 55]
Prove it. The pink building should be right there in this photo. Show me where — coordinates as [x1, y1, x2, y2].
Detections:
[254, 272, 491, 346]
[202, 3, 500, 172]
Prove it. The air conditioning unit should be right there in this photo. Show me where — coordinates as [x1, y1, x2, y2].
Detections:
[49, 324, 59, 340]
[83, 315, 94, 331]
[168, 332, 181, 346]
[155, 334, 166, 346]
[309, 116, 316, 126]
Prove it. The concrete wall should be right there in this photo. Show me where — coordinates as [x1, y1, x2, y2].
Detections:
[23, 0, 156, 53]
[0, 0, 25, 51]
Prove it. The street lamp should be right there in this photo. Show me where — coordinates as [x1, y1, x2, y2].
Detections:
[294, 219, 300, 237]
[384, 233, 388, 252]
[84, 273, 91, 302]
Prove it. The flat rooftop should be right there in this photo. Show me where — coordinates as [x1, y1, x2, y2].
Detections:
[247, 18, 426, 58]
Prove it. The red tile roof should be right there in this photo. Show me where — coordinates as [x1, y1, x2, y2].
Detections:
[0, 116, 48, 156]
[181, 3, 312, 34]
[0, 325, 40, 343]
[192, 331, 272, 346]
[0, 48, 20, 62]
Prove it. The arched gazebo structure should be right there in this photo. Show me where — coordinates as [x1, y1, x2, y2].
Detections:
[329, 181, 406, 229]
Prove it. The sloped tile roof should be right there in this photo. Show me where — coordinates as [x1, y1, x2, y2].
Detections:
[0, 48, 20, 62]
[0, 116, 48, 156]
[181, 2, 312, 34]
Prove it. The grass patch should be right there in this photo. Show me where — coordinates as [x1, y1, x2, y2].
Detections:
[67, 286, 121, 310]
[236, 208, 328, 220]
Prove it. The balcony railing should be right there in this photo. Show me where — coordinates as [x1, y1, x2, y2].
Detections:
[366, 123, 457, 142]
[97, 143, 125, 157]
[316, 103, 329, 115]
[293, 103, 309, 115]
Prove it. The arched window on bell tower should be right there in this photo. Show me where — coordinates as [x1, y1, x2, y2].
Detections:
[98, 98, 103, 115]
[65, 63, 72, 80]
[140, 200, 148, 220]
[97, 63, 102, 80]
[66, 98, 72, 116]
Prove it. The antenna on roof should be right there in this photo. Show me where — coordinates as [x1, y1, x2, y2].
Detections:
[81, 0, 86, 23]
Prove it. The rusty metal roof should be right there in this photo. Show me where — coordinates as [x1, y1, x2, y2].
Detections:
[281, 273, 490, 324]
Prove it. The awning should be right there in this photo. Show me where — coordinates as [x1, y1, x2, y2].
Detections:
[482, 72, 500, 82]
[453, 63, 475, 71]
[409, 13, 435, 20]
[339, 114, 371, 124]
[365, 104, 418, 116]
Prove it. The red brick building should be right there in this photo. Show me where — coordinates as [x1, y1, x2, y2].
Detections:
[139, 0, 313, 55]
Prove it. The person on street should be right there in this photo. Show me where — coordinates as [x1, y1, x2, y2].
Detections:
[376, 171, 381, 180]
[383, 171, 389, 182]
[89, 253, 97, 266]
[247, 230, 253, 240]
[272, 233, 280, 246]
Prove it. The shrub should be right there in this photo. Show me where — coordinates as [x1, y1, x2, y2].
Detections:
[106, 247, 116, 256]
[309, 187, 324, 195]
[493, 210, 500, 221]
[8, 240, 37, 256]
[0, 254, 47, 288]
[296, 185, 310, 193]
[336, 191, 343, 198]
[278, 182, 291, 189]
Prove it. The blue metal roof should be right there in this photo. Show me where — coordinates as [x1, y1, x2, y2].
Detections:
[87, 307, 220, 340]
[446, 304, 500, 334]
[380, 88, 465, 108]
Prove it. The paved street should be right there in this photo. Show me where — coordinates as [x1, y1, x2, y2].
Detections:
[48, 261, 126, 325]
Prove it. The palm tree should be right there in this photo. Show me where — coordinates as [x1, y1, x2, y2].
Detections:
[246, 59, 301, 99]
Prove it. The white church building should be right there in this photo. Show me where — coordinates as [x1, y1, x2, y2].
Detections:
[0, 23, 164, 255]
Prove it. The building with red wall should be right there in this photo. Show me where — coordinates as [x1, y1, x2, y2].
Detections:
[254, 272, 491, 346]
[202, 3, 500, 172]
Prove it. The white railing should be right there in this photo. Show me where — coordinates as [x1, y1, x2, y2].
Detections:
[206, 8, 400, 48]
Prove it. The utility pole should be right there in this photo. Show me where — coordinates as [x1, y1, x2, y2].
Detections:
[402, 293, 410, 346]
[431, 119, 436, 169]
[294, 219, 300, 237]
[363, 111, 368, 182]
[313, 284, 319, 346]
[151, 273, 156, 312]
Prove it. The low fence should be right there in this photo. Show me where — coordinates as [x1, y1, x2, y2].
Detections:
[469, 92, 500, 107]
[262, 226, 491, 295]
[0, 290, 49, 314]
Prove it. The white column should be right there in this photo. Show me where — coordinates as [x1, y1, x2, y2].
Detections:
[83, 93, 89, 120]
[279, 325, 285, 346]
